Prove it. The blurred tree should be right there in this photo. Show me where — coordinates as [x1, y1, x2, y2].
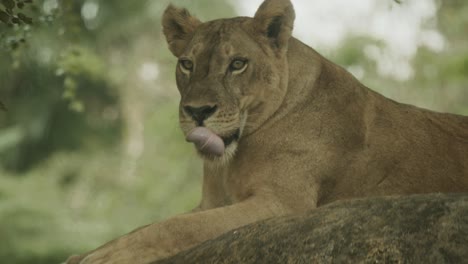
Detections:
[329, 1, 467, 115]
[0, 0, 121, 172]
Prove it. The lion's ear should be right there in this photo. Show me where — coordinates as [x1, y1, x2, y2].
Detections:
[162, 4, 202, 57]
[253, 0, 295, 51]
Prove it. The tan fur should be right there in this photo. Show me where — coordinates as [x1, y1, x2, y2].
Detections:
[67, 0, 468, 263]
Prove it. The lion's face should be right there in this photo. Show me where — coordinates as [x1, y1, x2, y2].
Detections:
[163, 0, 295, 161]
[175, 20, 289, 160]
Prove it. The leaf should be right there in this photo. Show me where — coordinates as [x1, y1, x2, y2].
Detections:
[1, 0, 15, 9]
[17, 12, 32, 24]
[10, 41, 18, 50]
[0, 9, 9, 23]
[64, 77, 77, 91]
[11, 16, 20, 24]
[69, 101, 84, 113]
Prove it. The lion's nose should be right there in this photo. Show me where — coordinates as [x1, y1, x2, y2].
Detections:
[183, 104, 218, 125]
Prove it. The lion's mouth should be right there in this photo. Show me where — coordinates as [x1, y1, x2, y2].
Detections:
[221, 129, 240, 146]
[185, 127, 241, 158]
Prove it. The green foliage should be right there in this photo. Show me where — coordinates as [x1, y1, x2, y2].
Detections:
[57, 46, 106, 112]
[0, 47, 120, 171]
[330, 37, 383, 67]
[0, 0, 46, 50]
[0, 0, 122, 171]
[0, 0, 34, 25]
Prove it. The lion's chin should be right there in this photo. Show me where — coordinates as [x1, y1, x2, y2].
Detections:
[200, 141, 239, 165]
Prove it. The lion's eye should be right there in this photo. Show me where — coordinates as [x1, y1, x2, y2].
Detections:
[229, 59, 248, 73]
[179, 59, 194, 73]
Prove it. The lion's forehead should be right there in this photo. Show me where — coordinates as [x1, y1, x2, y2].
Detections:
[188, 42, 234, 59]
[188, 19, 254, 59]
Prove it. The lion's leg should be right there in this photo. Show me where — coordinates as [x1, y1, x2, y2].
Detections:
[68, 195, 286, 264]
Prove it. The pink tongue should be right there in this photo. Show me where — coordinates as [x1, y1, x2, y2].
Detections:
[186, 127, 225, 156]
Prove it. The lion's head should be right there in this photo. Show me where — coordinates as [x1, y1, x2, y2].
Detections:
[162, 0, 295, 161]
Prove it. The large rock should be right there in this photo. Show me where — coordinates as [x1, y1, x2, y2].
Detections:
[155, 193, 468, 264]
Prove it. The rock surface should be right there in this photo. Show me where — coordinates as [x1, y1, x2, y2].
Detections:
[155, 193, 468, 264]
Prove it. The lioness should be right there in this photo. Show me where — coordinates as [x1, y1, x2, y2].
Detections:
[66, 0, 468, 263]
